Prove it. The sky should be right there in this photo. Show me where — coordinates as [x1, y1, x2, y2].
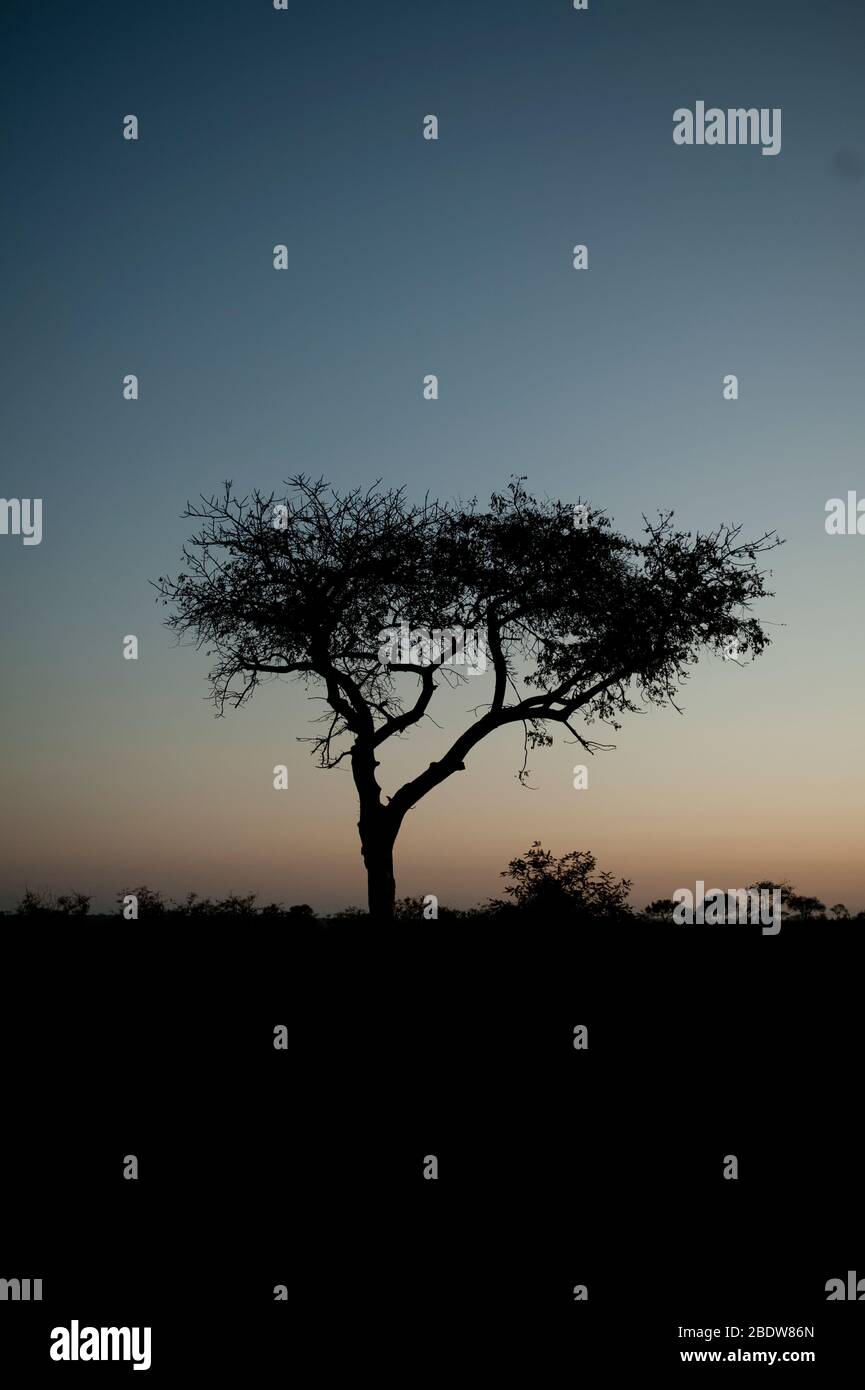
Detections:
[1, 0, 864, 914]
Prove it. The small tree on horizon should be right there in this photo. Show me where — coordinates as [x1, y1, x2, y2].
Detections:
[155, 476, 780, 920]
[499, 841, 633, 918]
[644, 897, 677, 919]
[15, 889, 90, 916]
[117, 885, 167, 916]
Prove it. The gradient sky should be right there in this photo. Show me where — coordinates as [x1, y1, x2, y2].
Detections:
[2, 0, 864, 913]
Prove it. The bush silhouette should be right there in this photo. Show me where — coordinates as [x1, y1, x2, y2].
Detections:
[497, 841, 633, 919]
[9, 865, 859, 923]
[15, 889, 90, 916]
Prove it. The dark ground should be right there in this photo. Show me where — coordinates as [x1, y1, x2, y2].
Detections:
[1, 915, 862, 1377]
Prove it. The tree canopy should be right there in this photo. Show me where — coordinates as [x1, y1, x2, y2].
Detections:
[154, 475, 781, 917]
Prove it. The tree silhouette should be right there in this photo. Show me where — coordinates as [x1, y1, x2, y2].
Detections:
[117, 885, 167, 916]
[644, 897, 677, 920]
[15, 889, 90, 916]
[499, 841, 632, 919]
[748, 880, 829, 920]
[155, 476, 780, 920]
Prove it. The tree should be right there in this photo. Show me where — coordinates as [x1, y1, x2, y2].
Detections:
[499, 841, 632, 918]
[55, 892, 91, 916]
[749, 880, 793, 897]
[786, 893, 826, 920]
[16, 889, 51, 915]
[15, 889, 90, 916]
[644, 898, 677, 920]
[750, 881, 827, 920]
[170, 891, 258, 916]
[830, 903, 850, 920]
[155, 476, 781, 920]
[116, 885, 166, 916]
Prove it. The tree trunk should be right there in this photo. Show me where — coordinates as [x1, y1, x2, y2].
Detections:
[359, 813, 398, 920]
[362, 832, 397, 920]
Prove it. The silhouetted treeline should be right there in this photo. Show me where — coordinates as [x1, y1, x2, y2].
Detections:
[5, 845, 863, 921]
